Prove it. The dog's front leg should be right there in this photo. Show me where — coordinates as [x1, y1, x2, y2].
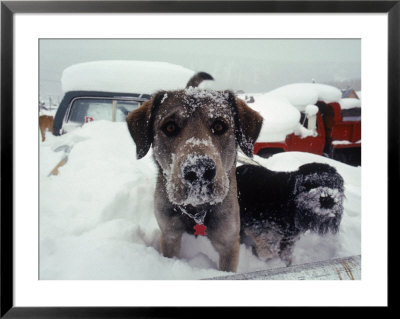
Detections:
[278, 235, 299, 266]
[217, 238, 240, 272]
[160, 231, 183, 258]
[208, 187, 241, 272]
[154, 180, 184, 259]
[209, 230, 240, 272]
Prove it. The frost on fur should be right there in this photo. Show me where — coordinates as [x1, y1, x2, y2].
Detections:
[293, 166, 345, 235]
[164, 152, 229, 207]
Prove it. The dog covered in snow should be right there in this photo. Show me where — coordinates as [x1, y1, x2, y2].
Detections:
[236, 162, 344, 266]
[126, 72, 263, 272]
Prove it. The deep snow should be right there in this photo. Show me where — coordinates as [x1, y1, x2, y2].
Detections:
[39, 120, 361, 280]
[246, 94, 301, 142]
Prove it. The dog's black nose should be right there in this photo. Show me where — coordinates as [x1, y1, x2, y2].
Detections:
[183, 157, 216, 184]
[319, 195, 335, 209]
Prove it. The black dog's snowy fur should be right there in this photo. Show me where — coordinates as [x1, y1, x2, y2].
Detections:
[236, 162, 344, 266]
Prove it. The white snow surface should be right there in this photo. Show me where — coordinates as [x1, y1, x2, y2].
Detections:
[40, 121, 360, 280]
[248, 94, 301, 142]
[268, 83, 342, 111]
[39, 109, 57, 117]
[339, 98, 362, 110]
[305, 104, 319, 117]
[61, 60, 195, 94]
[239, 92, 319, 142]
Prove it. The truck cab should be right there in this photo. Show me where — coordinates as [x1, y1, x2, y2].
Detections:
[51, 60, 196, 136]
[247, 83, 361, 166]
[52, 91, 150, 136]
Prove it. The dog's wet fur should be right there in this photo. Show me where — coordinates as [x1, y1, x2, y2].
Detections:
[127, 72, 263, 271]
[237, 163, 344, 266]
[127, 72, 344, 271]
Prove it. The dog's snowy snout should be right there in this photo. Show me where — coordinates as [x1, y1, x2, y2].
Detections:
[319, 195, 335, 209]
[182, 157, 216, 184]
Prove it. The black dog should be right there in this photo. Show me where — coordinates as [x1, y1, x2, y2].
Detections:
[236, 162, 344, 266]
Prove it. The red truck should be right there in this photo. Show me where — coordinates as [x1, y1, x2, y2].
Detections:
[253, 99, 361, 166]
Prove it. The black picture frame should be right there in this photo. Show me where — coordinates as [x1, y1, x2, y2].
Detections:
[1, 0, 396, 317]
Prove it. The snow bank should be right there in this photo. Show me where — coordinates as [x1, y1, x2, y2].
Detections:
[268, 83, 342, 111]
[249, 94, 301, 142]
[39, 109, 57, 117]
[339, 98, 361, 109]
[239, 92, 316, 142]
[61, 60, 195, 94]
[40, 121, 360, 279]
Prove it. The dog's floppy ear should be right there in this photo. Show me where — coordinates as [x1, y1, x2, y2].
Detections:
[228, 92, 263, 157]
[126, 91, 166, 159]
[126, 100, 153, 159]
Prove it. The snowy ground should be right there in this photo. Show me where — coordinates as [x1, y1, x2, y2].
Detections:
[39, 121, 360, 279]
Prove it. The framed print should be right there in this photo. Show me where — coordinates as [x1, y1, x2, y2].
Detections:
[1, 0, 397, 317]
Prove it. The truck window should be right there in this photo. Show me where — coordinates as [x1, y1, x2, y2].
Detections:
[116, 101, 140, 121]
[341, 108, 361, 122]
[68, 98, 140, 124]
[300, 112, 309, 127]
[300, 112, 317, 130]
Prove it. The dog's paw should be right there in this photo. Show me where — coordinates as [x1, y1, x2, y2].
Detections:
[278, 236, 299, 267]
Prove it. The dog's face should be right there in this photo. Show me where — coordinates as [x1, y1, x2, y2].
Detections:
[152, 89, 238, 206]
[127, 88, 263, 207]
[293, 163, 345, 234]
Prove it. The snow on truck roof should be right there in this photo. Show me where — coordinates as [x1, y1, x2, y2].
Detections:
[338, 98, 361, 109]
[242, 83, 354, 143]
[61, 60, 195, 94]
[248, 94, 301, 143]
[268, 83, 343, 112]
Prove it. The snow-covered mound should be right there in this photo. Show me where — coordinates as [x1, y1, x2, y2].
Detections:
[239, 93, 318, 142]
[39, 109, 57, 117]
[249, 94, 301, 142]
[268, 83, 342, 111]
[40, 121, 360, 279]
[61, 60, 195, 94]
[339, 98, 361, 109]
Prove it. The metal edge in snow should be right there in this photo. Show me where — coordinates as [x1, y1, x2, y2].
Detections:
[205, 255, 361, 280]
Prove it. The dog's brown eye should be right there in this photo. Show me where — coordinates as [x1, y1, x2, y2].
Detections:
[211, 120, 227, 135]
[162, 121, 180, 136]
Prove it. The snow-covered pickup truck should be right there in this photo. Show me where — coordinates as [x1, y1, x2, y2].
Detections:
[52, 60, 197, 136]
[241, 83, 361, 167]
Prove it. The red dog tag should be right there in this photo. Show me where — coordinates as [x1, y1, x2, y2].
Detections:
[194, 224, 207, 236]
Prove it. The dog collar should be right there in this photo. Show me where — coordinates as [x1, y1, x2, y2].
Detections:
[177, 206, 208, 236]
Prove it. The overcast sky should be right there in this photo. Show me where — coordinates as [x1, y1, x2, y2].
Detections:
[40, 39, 361, 103]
